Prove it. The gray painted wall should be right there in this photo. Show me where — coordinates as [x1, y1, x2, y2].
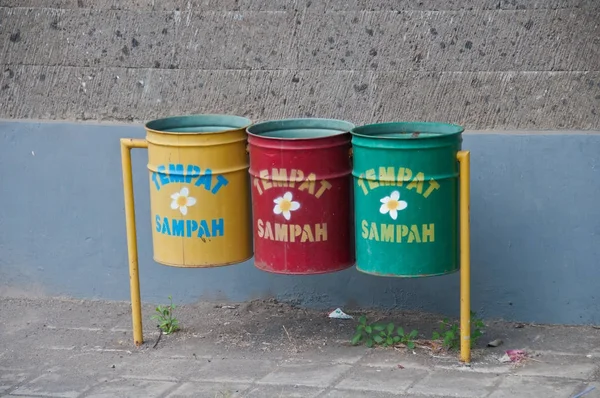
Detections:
[1, 120, 599, 325]
[1, 0, 599, 324]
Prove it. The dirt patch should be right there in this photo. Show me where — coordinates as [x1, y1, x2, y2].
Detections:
[2, 297, 599, 367]
[136, 297, 600, 363]
[146, 298, 469, 359]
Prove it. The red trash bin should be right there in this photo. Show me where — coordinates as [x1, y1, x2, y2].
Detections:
[247, 118, 356, 274]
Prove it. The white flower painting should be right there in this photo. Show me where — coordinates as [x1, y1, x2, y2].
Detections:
[273, 192, 301, 221]
[379, 190, 408, 220]
[170, 187, 197, 216]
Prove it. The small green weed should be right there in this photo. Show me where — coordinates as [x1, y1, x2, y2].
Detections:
[432, 311, 485, 350]
[351, 316, 419, 349]
[396, 327, 419, 349]
[432, 319, 459, 350]
[151, 295, 180, 335]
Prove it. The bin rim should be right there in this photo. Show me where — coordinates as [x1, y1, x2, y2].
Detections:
[145, 114, 252, 135]
[247, 117, 355, 140]
[351, 121, 464, 140]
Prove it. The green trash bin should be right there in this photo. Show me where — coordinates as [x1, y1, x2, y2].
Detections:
[350, 122, 464, 277]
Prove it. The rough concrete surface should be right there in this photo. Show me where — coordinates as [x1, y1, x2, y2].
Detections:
[0, 1, 598, 128]
[0, 0, 595, 12]
[1, 66, 599, 129]
[0, 297, 599, 397]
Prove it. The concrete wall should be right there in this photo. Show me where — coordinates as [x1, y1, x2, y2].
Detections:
[0, 1, 598, 128]
[1, 1, 600, 324]
[1, 120, 600, 325]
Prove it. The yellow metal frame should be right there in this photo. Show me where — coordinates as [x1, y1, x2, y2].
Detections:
[121, 138, 147, 346]
[120, 138, 471, 356]
[457, 150, 471, 363]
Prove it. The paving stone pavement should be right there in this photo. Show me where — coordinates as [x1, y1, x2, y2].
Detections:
[0, 297, 599, 398]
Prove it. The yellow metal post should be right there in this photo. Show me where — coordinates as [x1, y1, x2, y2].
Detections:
[457, 150, 471, 363]
[120, 138, 148, 346]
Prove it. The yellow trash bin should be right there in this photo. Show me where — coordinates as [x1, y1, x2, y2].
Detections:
[144, 114, 253, 267]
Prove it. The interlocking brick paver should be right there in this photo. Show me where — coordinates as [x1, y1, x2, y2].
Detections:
[488, 376, 581, 398]
[165, 381, 250, 398]
[244, 385, 324, 398]
[189, 358, 276, 383]
[10, 372, 90, 398]
[335, 365, 428, 393]
[84, 379, 177, 398]
[514, 359, 599, 380]
[0, 369, 30, 393]
[306, 345, 368, 364]
[123, 357, 209, 381]
[358, 350, 435, 369]
[258, 362, 352, 388]
[409, 369, 498, 398]
[324, 390, 409, 398]
[5, 396, 48, 398]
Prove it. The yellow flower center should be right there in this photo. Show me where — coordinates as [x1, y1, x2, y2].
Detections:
[279, 199, 292, 212]
[177, 196, 188, 206]
[386, 199, 399, 211]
